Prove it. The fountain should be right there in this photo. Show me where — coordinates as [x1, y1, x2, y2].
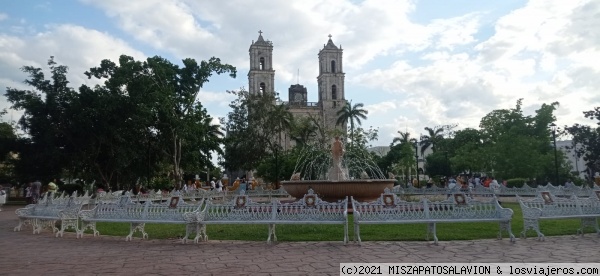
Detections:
[281, 137, 395, 202]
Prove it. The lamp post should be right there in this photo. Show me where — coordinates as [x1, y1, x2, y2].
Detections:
[550, 123, 559, 186]
[414, 139, 420, 182]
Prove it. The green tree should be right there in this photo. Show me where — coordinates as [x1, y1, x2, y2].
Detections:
[336, 102, 368, 148]
[478, 100, 567, 181]
[221, 90, 292, 173]
[389, 131, 417, 182]
[566, 107, 600, 182]
[86, 55, 236, 188]
[420, 126, 445, 155]
[5, 57, 78, 182]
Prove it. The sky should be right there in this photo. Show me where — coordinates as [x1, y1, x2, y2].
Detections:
[1, 0, 599, 148]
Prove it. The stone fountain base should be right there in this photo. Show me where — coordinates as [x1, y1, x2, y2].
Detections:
[281, 179, 395, 203]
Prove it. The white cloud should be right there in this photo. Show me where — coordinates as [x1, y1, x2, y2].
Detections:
[0, 13, 8, 21]
[364, 101, 396, 116]
[352, 0, 600, 143]
[0, 24, 145, 121]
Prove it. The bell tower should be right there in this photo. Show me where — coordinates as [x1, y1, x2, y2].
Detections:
[248, 30, 275, 96]
[317, 35, 347, 131]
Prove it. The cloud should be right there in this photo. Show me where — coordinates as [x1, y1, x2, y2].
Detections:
[364, 101, 396, 116]
[0, 13, 8, 21]
[352, 0, 600, 144]
[0, 24, 144, 121]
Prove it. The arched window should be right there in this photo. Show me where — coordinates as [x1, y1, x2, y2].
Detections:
[259, 82, 266, 94]
[331, 85, 337, 99]
[259, 57, 265, 70]
[331, 60, 336, 73]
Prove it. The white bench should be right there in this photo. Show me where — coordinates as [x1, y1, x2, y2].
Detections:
[518, 191, 600, 240]
[352, 188, 515, 245]
[78, 193, 203, 243]
[14, 197, 83, 237]
[197, 189, 348, 244]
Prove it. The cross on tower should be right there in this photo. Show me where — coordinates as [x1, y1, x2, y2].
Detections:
[259, 30, 263, 35]
[328, 34, 332, 39]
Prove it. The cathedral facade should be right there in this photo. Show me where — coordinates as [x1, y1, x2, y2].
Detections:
[247, 32, 348, 149]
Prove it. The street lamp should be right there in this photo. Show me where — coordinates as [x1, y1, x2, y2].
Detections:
[550, 123, 559, 186]
[414, 139, 420, 182]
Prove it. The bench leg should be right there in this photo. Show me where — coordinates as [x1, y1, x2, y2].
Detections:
[267, 224, 277, 244]
[194, 223, 202, 243]
[499, 221, 516, 243]
[126, 223, 147, 241]
[182, 223, 195, 244]
[198, 224, 208, 242]
[521, 218, 544, 241]
[78, 221, 99, 238]
[427, 223, 439, 245]
[57, 218, 79, 238]
[344, 221, 348, 245]
[14, 218, 30, 232]
[578, 218, 599, 236]
[354, 223, 362, 246]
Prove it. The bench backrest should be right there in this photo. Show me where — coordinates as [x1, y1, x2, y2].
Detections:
[26, 197, 82, 217]
[353, 188, 511, 221]
[201, 191, 274, 221]
[517, 192, 599, 217]
[275, 189, 347, 222]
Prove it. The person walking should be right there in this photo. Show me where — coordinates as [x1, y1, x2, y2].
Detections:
[0, 185, 6, 211]
[47, 179, 58, 200]
[31, 180, 41, 204]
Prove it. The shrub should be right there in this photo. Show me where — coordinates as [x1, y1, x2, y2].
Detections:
[505, 178, 528, 188]
[61, 183, 84, 196]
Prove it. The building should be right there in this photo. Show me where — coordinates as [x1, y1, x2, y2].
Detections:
[247, 31, 348, 149]
[556, 140, 587, 180]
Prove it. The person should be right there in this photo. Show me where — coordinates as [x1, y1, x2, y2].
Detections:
[0, 185, 6, 211]
[426, 178, 433, 188]
[240, 177, 247, 193]
[210, 177, 216, 191]
[47, 179, 58, 199]
[31, 180, 41, 204]
[489, 177, 501, 192]
[448, 177, 457, 190]
[564, 179, 575, 188]
[215, 179, 223, 192]
[25, 183, 32, 204]
[411, 178, 418, 187]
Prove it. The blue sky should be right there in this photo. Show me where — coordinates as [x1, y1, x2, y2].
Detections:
[1, 0, 599, 148]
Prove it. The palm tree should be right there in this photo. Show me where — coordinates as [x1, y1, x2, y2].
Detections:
[391, 131, 418, 183]
[267, 104, 293, 148]
[267, 103, 293, 183]
[200, 117, 224, 182]
[289, 116, 319, 147]
[336, 102, 368, 148]
[420, 126, 444, 156]
[391, 131, 416, 146]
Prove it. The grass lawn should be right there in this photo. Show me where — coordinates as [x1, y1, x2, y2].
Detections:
[90, 202, 597, 242]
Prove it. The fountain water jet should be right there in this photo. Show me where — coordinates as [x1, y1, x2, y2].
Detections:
[281, 137, 394, 202]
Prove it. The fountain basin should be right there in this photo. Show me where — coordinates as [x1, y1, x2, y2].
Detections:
[281, 179, 395, 202]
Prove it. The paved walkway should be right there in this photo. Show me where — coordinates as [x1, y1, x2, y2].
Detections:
[1, 204, 599, 276]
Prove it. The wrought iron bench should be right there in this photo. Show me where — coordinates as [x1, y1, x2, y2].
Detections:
[518, 191, 600, 240]
[78, 193, 203, 243]
[14, 197, 83, 237]
[352, 188, 515, 245]
[197, 189, 348, 244]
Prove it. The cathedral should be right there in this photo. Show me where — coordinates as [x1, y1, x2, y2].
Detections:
[247, 31, 348, 149]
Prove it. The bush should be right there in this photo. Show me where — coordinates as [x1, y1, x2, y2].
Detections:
[61, 183, 84, 196]
[505, 178, 528, 188]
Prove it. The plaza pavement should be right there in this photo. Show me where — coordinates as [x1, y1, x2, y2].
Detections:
[0, 204, 599, 276]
